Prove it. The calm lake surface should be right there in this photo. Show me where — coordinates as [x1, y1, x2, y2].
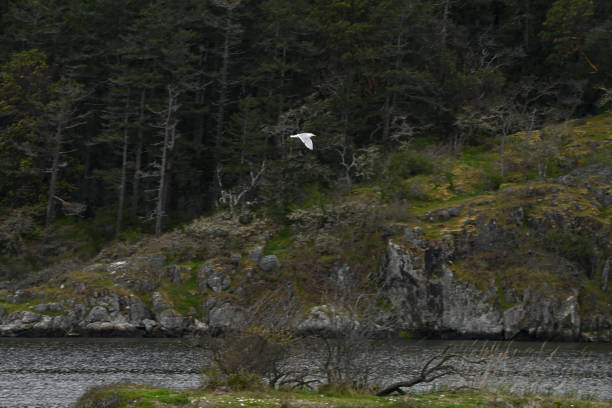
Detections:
[0, 338, 610, 407]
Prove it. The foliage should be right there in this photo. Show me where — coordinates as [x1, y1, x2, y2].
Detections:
[0, 0, 610, 268]
[543, 230, 595, 274]
[540, 0, 595, 66]
[381, 151, 437, 201]
[199, 326, 296, 389]
[387, 151, 435, 178]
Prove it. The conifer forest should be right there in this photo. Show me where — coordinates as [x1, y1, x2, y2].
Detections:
[0, 0, 610, 248]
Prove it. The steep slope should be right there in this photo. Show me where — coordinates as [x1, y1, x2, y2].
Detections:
[1, 115, 610, 340]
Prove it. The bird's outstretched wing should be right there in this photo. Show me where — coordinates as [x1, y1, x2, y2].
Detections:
[290, 133, 315, 150]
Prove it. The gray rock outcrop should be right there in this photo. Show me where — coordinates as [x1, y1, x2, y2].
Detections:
[208, 303, 244, 330]
[259, 255, 280, 272]
[379, 235, 587, 340]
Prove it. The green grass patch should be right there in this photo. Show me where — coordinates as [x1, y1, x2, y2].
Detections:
[74, 385, 612, 408]
[459, 146, 495, 167]
[293, 183, 330, 210]
[179, 259, 206, 270]
[264, 226, 294, 256]
[0, 300, 40, 314]
[160, 274, 202, 319]
[117, 227, 144, 243]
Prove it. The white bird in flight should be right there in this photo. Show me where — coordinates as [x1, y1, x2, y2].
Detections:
[290, 132, 316, 150]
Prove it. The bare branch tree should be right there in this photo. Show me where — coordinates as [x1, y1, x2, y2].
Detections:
[335, 144, 356, 191]
[217, 161, 265, 218]
[377, 346, 484, 396]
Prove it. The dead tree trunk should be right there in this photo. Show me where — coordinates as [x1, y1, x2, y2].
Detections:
[377, 346, 481, 396]
[336, 144, 356, 191]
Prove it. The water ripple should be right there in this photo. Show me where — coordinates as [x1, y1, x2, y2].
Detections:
[0, 338, 610, 407]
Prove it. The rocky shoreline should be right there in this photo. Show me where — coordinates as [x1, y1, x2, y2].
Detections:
[2, 165, 610, 342]
[1, 239, 609, 341]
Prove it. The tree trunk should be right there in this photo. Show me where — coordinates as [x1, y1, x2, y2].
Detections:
[215, 10, 232, 150]
[440, 0, 450, 53]
[131, 89, 145, 223]
[523, 0, 530, 49]
[438, 0, 451, 79]
[45, 104, 66, 227]
[500, 133, 506, 177]
[382, 29, 403, 142]
[240, 105, 249, 164]
[155, 86, 179, 236]
[115, 92, 130, 237]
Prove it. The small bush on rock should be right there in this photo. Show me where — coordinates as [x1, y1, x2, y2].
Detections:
[72, 386, 120, 408]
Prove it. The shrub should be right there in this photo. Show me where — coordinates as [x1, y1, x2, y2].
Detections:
[226, 373, 266, 391]
[387, 151, 434, 178]
[355, 145, 384, 181]
[480, 169, 505, 191]
[199, 326, 295, 390]
[381, 152, 436, 200]
[72, 386, 120, 408]
[544, 231, 595, 275]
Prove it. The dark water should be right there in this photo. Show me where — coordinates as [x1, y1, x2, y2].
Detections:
[0, 338, 610, 407]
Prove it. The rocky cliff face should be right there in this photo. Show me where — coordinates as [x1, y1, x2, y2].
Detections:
[379, 235, 584, 340]
[1, 164, 610, 340]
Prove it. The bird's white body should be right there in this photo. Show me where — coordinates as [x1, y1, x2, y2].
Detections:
[290, 132, 315, 150]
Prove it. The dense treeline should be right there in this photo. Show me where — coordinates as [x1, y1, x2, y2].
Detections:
[0, 0, 610, 238]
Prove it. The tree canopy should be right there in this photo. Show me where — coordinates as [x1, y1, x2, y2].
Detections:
[0, 0, 610, 236]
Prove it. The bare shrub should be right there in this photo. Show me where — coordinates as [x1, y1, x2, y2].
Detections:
[199, 326, 297, 390]
[376, 346, 486, 396]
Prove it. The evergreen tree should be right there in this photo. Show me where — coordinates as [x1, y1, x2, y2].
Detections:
[0, 49, 51, 209]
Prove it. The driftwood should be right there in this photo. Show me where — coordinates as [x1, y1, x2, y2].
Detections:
[376, 346, 483, 396]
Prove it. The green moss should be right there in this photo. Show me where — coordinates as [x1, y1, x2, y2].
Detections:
[398, 330, 413, 339]
[495, 285, 519, 311]
[459, 146, 495, 167]
[264, 226, 293, 256]
[578, 279, 611, 320]
[0, 300, 40, 314]
[180, 259, 205, 270]
[451, 260, 492, 291]
[117, 228, 144, 243]
[160, 273, 202, 319]
[543, 230, 595, 272]
[294, 183, 329, 210]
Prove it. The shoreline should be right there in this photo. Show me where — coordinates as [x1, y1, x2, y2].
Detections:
[0, 325, 609, 342]
[74, 385, 612, 407]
